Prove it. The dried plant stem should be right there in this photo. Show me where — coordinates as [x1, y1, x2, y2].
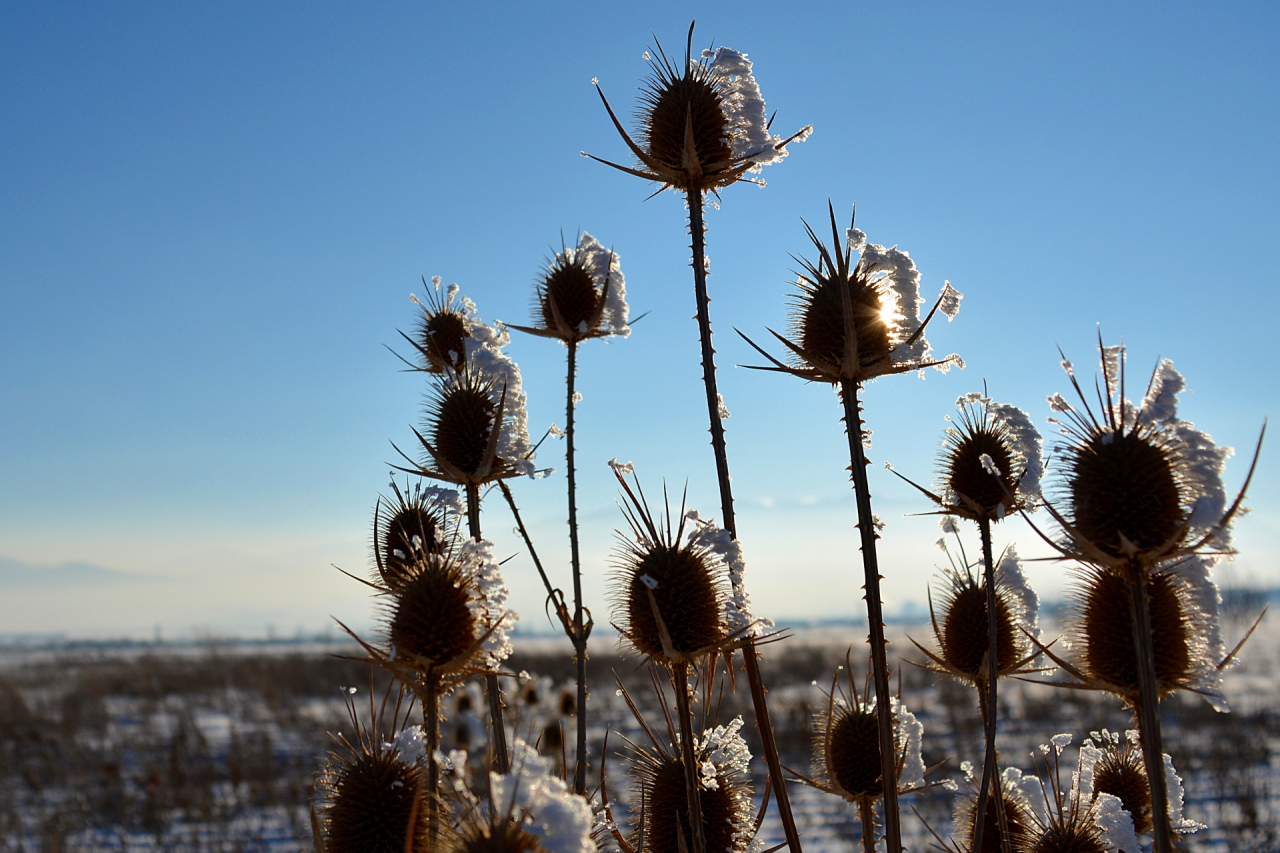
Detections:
[565, 339, 591, 795]
[685, 186, 803, 853]
[858, 798, 877, 853]
[971, 516, 1013, 853]
[1127, 563, 1175, 853]
[838, 380, 902, 853]
[422, 672, 441, 850]
[673, 660, 707, 853]
[464, 483, 511, 775]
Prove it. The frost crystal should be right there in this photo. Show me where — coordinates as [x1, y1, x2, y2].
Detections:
[995, 545, 1040, 638]
[488, 740, 596, 853]
[459, 312, 537, 478]
[686, 510, 773, 638]
[459, 538, 517, 666]
[717, 393, 731, 419]
[938, 281, 963, 320]
[556, 232, 630, 337]
[1164, 554, 1229, 711]
[706, 48, 804, 169]
[607, 458, 634, 475]
[383, 725, 427, 763]
[1094, 793, 1141, 852]
[986, 400, 1044, 500]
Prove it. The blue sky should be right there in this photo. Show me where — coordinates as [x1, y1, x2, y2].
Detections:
[2, 2, 1276, 639]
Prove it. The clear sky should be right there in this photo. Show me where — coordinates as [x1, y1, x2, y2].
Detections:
[2, 2, 1277, 640]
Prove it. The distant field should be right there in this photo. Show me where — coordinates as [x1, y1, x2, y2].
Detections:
[1, 621, 1276, 852]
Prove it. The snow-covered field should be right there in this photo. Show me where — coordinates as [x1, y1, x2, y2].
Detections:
[1, 618, 1275, 852]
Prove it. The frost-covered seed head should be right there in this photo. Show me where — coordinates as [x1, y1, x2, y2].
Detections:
[516, 233, 630, 343]
[373, 484, 461, 591]
[1088, 734, 1153, 836]
[953, 785, 1034, 853]
[388, 558, 479, 674]
[1068, 430, 1182, 559]
[453, 819, 545, 853]
[432, 375, 504, 478]
[620, 543, 726, 663]
[822, 702, 882, 798]
[412, 278, 471, 374]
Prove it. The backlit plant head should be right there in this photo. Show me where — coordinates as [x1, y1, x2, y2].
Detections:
[936, 394, 1042, 522]
[508, 233, 629, 344]
[1044, 339, 1256, 568]
[608, 461, 731, 666]
[313, 687, 429, 853]
[802, 657, 926, 807]
[402, 276, 473, 375]
[741, 204, 963, 386]
[1079, 729, 1203, 839]
[372, 479, 463, 591]
[913, 541, 1041, 689]
[587, 21, 809, 195]
[937, 762, 1035, 853]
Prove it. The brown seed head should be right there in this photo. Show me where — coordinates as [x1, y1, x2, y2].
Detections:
[537, 246, 603, 339]
[420, 370, 513, 486]
[388, 558, 479, 674]
[622, 543, 726, 663]
[453, 819, 545, 853]
[955, 786, 1033, 853]
[373, 484, 457, 591]
[408, 279, 471, 374]
[638, 755, 749, 853]
[939, 581, 1019, 681]
[639, 52, 733, 190]
[1090, 736, 1153, 836]
[942, 408, 1019, 518]
[1067, 429, 1183, 559]
[322, 748, 425, 853]
[822, 702, 883, 799]
[1075, 566, 1193, 699]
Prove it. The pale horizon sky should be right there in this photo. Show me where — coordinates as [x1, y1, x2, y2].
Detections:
[2, 2, 1277, 641]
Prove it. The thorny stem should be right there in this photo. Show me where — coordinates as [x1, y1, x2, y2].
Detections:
[972, 516, 1013, 853]
[1128, 563, 1176, 853]
[674, 660, 706, 853]
[465, 484, 511, 775]
[858, 797, 877, 853]
[839, 380, 902, 853]
[685, 186, 803, 853]
[566, 339, 590, 795]
[424, 673, 441, 850]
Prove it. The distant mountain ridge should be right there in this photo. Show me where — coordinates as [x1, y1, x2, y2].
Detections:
[0, 557, 158, 588]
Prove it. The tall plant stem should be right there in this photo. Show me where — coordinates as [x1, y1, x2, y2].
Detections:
[838, 379, 902, 853]
[464, 483, 511, 775]
[685, 186, 803, 853]
[673, 660, 707, 853]
[423, 672, 441, 850]
[857, 798, 877, 853]
[1127, 563, 1175, 852]
[972, 516, 1013, 853]
[565, 339, 590, 795]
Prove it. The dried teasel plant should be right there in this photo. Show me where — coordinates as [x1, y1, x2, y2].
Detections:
[601, 677, 759, 853]
[396, 276, 474, 375]
[1029, 338, 1263, 853]
[1078, 729, 1202, 841]
[923, 761, 1036, 853]
[372, 478, 462, 591]
[741, 203, 962, 853]
[506, 231, 630, 795]
[311, 684, 429, 853]
[792, 659, 929, 853]
[588, 26, 809, 852]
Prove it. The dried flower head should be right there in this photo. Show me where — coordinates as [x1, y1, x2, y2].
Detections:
[401, 276, 472, 374]
[609, 465, 731, 665]
[1079, 730, 1203, 838]
[1045, 341, 1255, 568]
[373, 479, 463, 590]
[1052, 555, 1228, 710]
[741, 204, 963, 385]
[803, 661, 926, 805]
[938, 763, 1036, 853]
[1008, 734, 1141, 853]
[932, 393, 1043, 521]
[452, 740, 596, 853]
[313, 689, 428, 853]
[914, 543, 1041, 687]
[508, 233, 629, 343]
[588, 22, 809, 194]
[622, 718, 755, 853]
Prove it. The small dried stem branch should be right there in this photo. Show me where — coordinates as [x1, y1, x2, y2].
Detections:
[464, 484, 510, 775]
[1128, 562, 1175, 852]
[972, 516, 1014, 853]
[839, 379, 902, 853]
[566, 339, 591, 795]
[674, 660, 707, 853]
[858, 797, 877, 853]
[685, 185, 803, 853]
[423, 672, 441, 850]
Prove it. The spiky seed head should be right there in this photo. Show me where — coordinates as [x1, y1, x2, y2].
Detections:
[622, 543, 726, 663]
[421, 310, 470, 374]
[557, 689, 576, 717]
[823, 702, 883, 799]
[375, 491, 454, 590]
[1067, 429, 1183, 559]
[955, 788, 1033, 853]
[389, 559, 479, 673]
[434, 382, 499, 477]
[943, 416, 1018, 518]
[1076, 567, 1192, 699]
[1091, 738, 1153, 836]
[321, 749, 426, 853]
[539, 720, 564, 755]
[939, 582, 1020, 681]
[537, 251, 601, 339]
[639, 46, 733, 191]
[452, 819, 545, 853]
[637, 756, 749, 853]
[795, 257, 891, 378]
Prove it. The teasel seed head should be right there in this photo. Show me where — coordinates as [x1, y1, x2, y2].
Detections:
[401, 276, 472, 375]
[509, 233, 630, 344]
[609, 467, 729, 665]
[405, 366, 520, 489]
[936, 393, 1044, 521]
[627, 718, 755, 853]
[373, 480, 463, 591]
[389, 557, 481, 675]
[1079, 730, 1203, 839]
[949, 765, 1035, 853]
[1046, 341, 1247, 568]
[740, 204, 962, 386]
[587, 22, 809, 195]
